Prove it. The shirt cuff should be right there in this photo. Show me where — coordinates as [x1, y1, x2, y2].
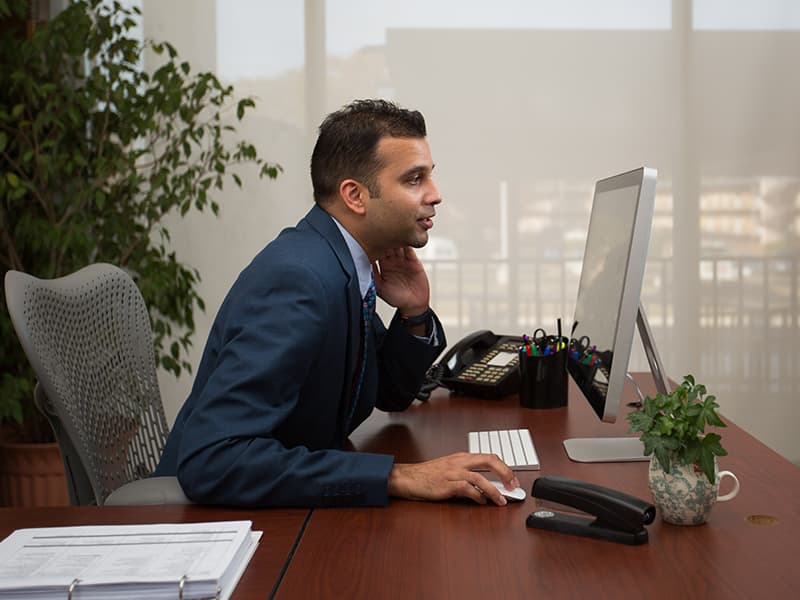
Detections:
[413, 319, 440, 346]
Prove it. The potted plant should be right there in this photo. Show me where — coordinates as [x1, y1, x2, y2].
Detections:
[626, 375, 739, 525]
[0, 0, 279, 505]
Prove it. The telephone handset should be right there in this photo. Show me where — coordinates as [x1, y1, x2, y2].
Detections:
[431, 330, 524, 399]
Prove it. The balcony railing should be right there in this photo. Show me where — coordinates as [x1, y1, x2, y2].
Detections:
[422, 255, 799, 392]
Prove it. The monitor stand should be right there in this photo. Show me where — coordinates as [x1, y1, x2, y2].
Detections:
[563, 436, 647, 462]
[563, 303, 670, 463]
[635, 302, 670, 396]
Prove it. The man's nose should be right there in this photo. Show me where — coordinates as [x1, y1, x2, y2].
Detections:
[427, 179, 442, 204]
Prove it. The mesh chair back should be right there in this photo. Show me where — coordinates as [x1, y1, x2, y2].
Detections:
[4, 263, 169, 505]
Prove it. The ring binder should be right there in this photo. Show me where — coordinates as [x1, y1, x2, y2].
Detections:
[178, 575, 187, 600]
[67, 578, 80, 600]
[0, 521, 260, 600]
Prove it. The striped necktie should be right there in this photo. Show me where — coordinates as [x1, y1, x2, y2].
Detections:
[348, 279, 376, 422]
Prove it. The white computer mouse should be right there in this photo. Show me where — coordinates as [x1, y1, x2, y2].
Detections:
[489, 480, 526, 502]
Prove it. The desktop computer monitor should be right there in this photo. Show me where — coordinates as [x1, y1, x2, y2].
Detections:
[563, 167, 670, 463]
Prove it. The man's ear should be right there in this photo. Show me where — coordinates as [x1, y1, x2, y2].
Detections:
[338, 179, 367, 215]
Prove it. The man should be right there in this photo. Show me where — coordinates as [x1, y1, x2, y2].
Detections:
[154, 99, 518, 507]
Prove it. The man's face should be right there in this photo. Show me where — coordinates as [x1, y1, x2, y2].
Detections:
[362, 136, 442, 252]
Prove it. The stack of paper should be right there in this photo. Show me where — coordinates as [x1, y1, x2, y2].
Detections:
[0, 520, 262, 600]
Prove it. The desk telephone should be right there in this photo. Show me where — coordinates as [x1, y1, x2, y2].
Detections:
[429, 330, 524, 399]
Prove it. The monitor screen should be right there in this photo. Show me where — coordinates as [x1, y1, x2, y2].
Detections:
[567, 167, 658, 424]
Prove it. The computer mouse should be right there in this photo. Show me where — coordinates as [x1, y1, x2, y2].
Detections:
[489, 480, 526, 502]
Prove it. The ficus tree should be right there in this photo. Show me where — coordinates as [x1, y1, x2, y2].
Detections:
[0, 0, 280, 440]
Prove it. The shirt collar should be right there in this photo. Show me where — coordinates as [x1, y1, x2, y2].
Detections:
[330, 216, 373, 298]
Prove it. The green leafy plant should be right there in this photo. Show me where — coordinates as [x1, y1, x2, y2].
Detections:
[626, 375, 727, 484]
[0, 0, 280, 440]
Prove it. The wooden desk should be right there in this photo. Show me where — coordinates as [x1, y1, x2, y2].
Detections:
[277, 374, 800, 599]
[0, 504, 309, 598]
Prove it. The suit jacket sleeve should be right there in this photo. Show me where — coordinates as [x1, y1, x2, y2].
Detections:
[373, 311, 447, 413]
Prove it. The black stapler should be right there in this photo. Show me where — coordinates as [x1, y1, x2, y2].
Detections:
[527, 475, 655, 545]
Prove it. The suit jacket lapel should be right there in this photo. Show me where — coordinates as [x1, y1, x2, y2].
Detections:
[303, 205, 363, 437]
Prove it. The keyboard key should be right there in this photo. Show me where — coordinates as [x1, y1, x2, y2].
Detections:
[488, 430, 501, 455]
[517, 428, 539, 467]
[499, 430, 515, 467]
[509, 429, 526, 466]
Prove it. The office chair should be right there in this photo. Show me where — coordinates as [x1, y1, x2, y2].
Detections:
[4, 263, 190, 505]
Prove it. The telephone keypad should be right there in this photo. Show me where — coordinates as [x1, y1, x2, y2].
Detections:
[454, 341, 520, 385]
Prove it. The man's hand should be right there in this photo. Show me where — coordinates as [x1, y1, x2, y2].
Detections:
[373, 247, 430, 317]
[387, 452, 520, 506]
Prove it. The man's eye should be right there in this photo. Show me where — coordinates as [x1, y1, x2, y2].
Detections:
[408, 174, 423, 185]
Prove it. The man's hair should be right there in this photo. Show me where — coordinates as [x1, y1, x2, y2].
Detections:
[311, 99, 427, 204]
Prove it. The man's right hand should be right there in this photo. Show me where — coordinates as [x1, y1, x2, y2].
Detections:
[387, 452, 520, 506]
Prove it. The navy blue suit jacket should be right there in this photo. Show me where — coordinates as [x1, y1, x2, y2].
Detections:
[154, 205, 446, 507]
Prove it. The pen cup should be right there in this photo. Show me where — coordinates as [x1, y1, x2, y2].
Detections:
[518, 341, 568, 409]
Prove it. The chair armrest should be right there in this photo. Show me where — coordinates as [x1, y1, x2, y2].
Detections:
[104, 476, 193, 505]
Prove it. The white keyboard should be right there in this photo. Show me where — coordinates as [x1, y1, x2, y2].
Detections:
[468, 428, 540, 470]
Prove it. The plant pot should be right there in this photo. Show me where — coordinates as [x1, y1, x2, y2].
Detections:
[0, 438, 69, 507]
[648, 456, 739, 525]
